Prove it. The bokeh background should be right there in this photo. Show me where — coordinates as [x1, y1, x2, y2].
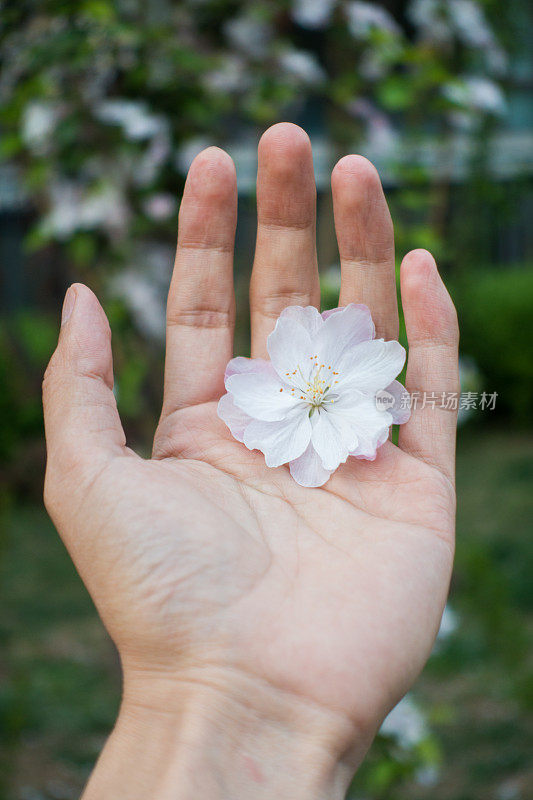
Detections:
[1, 1, 532, 798]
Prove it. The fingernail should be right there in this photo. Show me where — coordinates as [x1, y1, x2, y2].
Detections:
[61, 286, 76, 325]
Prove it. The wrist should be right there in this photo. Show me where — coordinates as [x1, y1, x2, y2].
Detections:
[83, 663, 372, 800]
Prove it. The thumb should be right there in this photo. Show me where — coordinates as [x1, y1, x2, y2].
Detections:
[43, 284, 128, 506]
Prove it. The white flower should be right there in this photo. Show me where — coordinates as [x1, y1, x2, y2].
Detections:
[203, 55, 251, 94]
[218, 304, 410, 487]
[223, 15, 272, 58]
[291, 0, 336, 30]
[21, 101, 59, 153]
[347, 98, 399, 150]
[95, 99, 166, 141]
[136, 133, 170, 187]
[142, 193, 176, 222]
[448, 0, 495, 49]
[437, 604, 459, 640]
[381, 694, 428, 748]
[110, 243, 173, 342]
[407, 0, 452, 43]
[279, 49, 326, 86]
[346, 1, 401, 39]
[175, 137, 212, 175]
[443, 76, 506, 116]
[40, 181, 129, 240]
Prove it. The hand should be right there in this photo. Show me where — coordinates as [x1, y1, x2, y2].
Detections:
[43, 123, 459, 799]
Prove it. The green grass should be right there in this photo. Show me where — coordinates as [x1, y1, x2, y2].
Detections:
[1, 427, 532, 799]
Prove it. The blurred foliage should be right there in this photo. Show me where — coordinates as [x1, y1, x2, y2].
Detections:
[0, 0, 510, 277]
[455, 266, 533, 422]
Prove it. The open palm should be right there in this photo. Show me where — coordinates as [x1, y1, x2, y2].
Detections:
[43, 124, 459, 786]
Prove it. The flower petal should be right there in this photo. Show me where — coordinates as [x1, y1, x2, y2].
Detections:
[226, 368, 302, 421]
[289, 443, 333, 488]
[335, 395, 391, 460]
[316, 304, 375, 368]
[384, 380, 411, 424]
[310, 408, 359, 471]
[217, 393, 252, 442]
[320, 307, 343, 321]
[224, 356, 271, 386]
[339, 338, 406, 393]
[243, 409, 311, 467]
[267, 315, 314, 381]
[350, 426, 390, 460]
[279, 305, 324, 338]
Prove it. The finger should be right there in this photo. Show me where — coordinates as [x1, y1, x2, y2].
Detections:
[159, 147, 237, 421]
[43, 284, 128, 507]
[332, 155, 398, 340]
[399, 250, 459, 482]
[250, 123, 319, 358]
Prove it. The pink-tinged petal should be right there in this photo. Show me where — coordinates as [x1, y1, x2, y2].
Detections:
[289, 443, 333, 488]
[339, 338, 406, 394]
[350, 427, 389, 460]
[320, 306, 344, 321]
[243, 409, 311, 468]
[316, 304, 375, 369]
[224, 356, 271, 386]
[217, 393, 252, 442]
[279, 305, 323, 337]
[267, 316, 314, 381]
[226, 369, 302, 421]
[337, 396, 391, 460]
[310, 408, 359, 471]
[383, 380, 411, 424]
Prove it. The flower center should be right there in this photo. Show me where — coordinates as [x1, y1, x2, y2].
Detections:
[280, 355, 340, 413]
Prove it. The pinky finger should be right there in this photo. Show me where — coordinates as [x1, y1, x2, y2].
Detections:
[398, 250, 460, 483]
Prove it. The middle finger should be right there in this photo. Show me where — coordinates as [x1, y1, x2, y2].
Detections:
[250, 123, 320, 358]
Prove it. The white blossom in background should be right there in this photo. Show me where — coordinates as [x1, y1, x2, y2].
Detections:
[437, 604, 459, 642]
[408, 0, 452, 43]
[291, 0, 336, 29]
[485, 47, 508, 78]
[448, 0, 496, 48]
[443, 76, 506, 116]
[365, 115, 399, 151]
[203, 55, 251, 94]
[111, 243, 174, 342]
[346, 1, 401, 39]
[136, 133, 171, 187]
[39, 182, 84, 240]
[347, 98, 399, 150]
[447, 110, 475, 132]
[416, 764, 440, 787]
[95, 99, 166, 141]
[112, 270, 166, 342]
[92, 99, 171, 188]
[175, 137, 212, 175]
[223, 15, 273, 59]
[40, 181, 129, 240]
[497, 778, 523, 800]
[279, 49, 326, 87]
[408, 0, 507, 74]
[380, 694, 428, 748]
[79, 184, 129, 234]
[142, 193, 176, 222]
[358, 49, 391, 82]
[21, 101, 60, 154]
[431, 602, 460, 658]
[448, 2, 508, 75]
